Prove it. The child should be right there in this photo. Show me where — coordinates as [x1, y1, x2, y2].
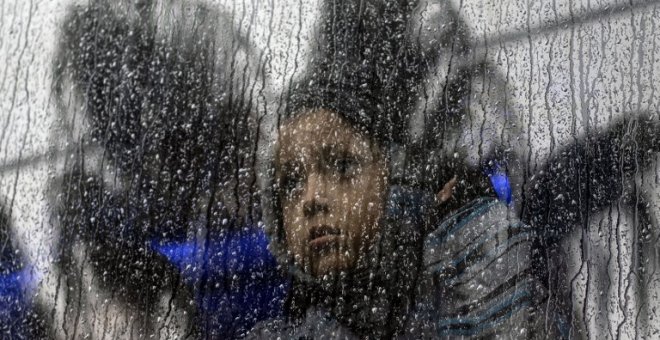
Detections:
[247, 85, 557, 338]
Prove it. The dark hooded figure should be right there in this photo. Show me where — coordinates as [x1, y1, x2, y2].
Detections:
[246, 1, 558, 338]
[49, 1, 268, 338]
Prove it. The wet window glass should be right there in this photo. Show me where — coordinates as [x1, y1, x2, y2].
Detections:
[1, 0, 660, 338]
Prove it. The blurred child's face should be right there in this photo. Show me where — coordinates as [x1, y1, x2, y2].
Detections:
[277, 109, 388, 277]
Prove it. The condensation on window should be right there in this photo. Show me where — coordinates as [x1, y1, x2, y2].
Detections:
[1, 0, 659, 339]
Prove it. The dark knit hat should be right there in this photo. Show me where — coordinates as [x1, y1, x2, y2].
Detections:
[285, 0, 422, 146]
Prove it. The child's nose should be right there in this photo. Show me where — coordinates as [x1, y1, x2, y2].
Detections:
[302, 173, 329, 217]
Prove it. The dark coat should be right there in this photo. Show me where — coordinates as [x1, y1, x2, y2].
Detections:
[248, 186, 562, 339]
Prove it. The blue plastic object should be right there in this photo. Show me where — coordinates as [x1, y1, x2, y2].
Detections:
[485, 161, 513, 205]
[0, 250, 39, 339]
[151, 226, 288, 338]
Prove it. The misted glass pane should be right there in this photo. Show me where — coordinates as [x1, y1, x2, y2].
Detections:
[1, 0, 659, 338]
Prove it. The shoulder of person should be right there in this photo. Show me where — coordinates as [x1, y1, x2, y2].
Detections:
[423, 197, 531, 266]
[417, 197, 550, 339]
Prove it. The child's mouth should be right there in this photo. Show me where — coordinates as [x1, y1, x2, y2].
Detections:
[308, 225, 341, 249]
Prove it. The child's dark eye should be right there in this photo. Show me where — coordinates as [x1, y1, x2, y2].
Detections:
[280, 170, 304, 198]
[333, 156, 359, 178]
